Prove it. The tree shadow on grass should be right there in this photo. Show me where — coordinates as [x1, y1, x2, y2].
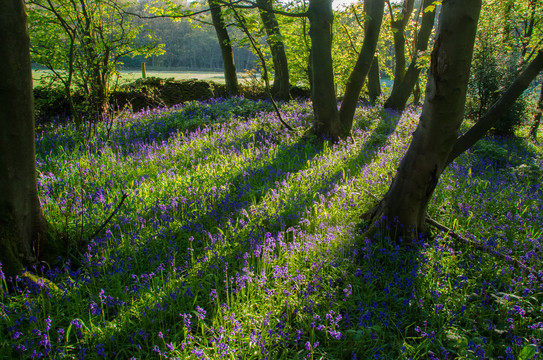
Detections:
[348, 134, 543, 359]
[22, 104, 421, 359]
[96, 107, 411, 355]
[81, 106, 405, 349]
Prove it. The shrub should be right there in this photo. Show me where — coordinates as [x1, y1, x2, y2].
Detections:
[33, 86, 71, 122]
[465, 29, 528, 136]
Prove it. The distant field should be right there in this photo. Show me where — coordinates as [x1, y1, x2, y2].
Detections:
[32, 69, 261, 88]
[118, 69, 227, 84]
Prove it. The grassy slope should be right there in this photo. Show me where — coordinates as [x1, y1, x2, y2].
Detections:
[1, 98, 542, 359]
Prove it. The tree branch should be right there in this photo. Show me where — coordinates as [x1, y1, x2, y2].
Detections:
[340, 22, 360, 55]
[88, 192, 128, 240]
[446, 50, 543, 164]
[226, 0, 294, 131]
[122, 7, 212, 20]
[426, 217, 543, 280]
[224, 0, 308, 17]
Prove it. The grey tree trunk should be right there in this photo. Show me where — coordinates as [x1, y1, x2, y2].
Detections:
[338, 0, 385, 136]
[308, 0, 341, 139]
[528, 83, 543, 142]
[0, 0, 50, 276]
[364, 0, 482, 236]
[257, 0, 290, 100]
[384, 0, 437, 110]
[208, 0, 239, 96]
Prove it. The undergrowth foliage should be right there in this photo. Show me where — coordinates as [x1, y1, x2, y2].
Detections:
[1, 98, 542, 359]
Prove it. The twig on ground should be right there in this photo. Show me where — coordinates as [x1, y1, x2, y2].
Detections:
[425, 216, 542, 279]
[359, 189, 541, 279]
[88, 192, 128, 240]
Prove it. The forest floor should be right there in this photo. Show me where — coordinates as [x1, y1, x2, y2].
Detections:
[1, 98, 542, 359]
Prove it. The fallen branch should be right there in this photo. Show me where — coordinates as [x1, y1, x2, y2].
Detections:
[359, 190, 541, 279]
[88, 192, 128, 240]
[425, 216, 542, 279]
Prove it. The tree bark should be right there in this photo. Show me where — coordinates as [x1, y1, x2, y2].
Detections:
[388, 0, 415, 95]
[0, 0, 50, 276]
[257, 0, 290, 100]
[308, 0, 341, 138]
[384, 0, 436, 110]
[364, 0, 481, 237]
[529, 83, 543, 142]
[368, 55, 381, 104]
[208, 0, 239, 96]
[447, 50, 543, 164]
[339, 0, 385, 136]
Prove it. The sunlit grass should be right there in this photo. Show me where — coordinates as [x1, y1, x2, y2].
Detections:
[1, 98, 542, 359]
[32, 69, 260, 88]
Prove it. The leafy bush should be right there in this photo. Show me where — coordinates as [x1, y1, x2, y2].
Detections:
[472, 140, 510, 165]
[33, 86, 71, 122]
[465, 29, 528, 136]
[492, 95, 530, 136]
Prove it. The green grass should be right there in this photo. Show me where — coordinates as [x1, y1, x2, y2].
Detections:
[1, 99, 542, 359]
[32, 69, 260, 88]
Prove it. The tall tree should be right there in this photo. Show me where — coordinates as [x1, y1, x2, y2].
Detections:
[208, 0, 240, 95]
[307, 0, 341, 138]
[386, 0, 415, 94]
[365, 0, 543, 237]
[364, 0, 482, 235]
[383, 0, 437, 110]
[338, 0, 385, 135]
[529, 83, 543, 141]
[257, 0, 290, 99]
[308, 0, 385, 139]
[368, 55, 382, 104]
[0, 0, 58, 276]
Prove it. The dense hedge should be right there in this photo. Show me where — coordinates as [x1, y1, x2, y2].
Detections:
[33, 78, 311, 123]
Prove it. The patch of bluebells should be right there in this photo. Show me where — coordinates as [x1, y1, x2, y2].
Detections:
[1, 99, 542, 358]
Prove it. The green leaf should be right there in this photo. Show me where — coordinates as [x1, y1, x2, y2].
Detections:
[519, 345, 537, 360]
[345, 329, 364, 340]
[424, 5, 435, 13]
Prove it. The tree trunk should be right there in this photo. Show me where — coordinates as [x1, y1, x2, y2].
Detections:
[388, 0, 415, 96]
[339, 0, 385, 136]
[364, 0, 482, 237]
[257, 0, 290, 100]
[0, 0, 51, 276]
[308, 0, 341, 139]
[412, 80, 421, 105]
[528, 84, 543, 142]
[368, 55, 381, 104]
[208, 0, 239, 96]
[384, 0, 436, 110]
